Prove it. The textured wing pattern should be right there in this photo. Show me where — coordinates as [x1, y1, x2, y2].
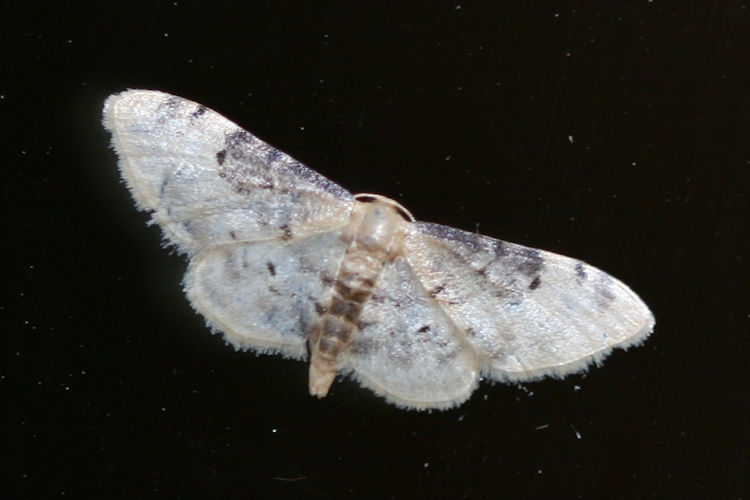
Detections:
[185, 229, 348, 358]
[103, 90, 353, 254]
[405, 222, 654, 381]
[346, 256, 478, 409]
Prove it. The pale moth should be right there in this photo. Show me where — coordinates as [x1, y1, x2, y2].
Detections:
[103, 90, 654, 410]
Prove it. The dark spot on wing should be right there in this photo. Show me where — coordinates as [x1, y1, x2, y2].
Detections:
[158, 175, 169, 198]
[355, 319, 374, 331]
[369, 293, 386, 304]
[219, 131, 276, 192]
[266, 261, 276, 276]
[222, 130, 260, 168]
[418, 325, 430, 333]
[280, 224, 293, 241]
[164, 96, 182, 111]
[229, 230, 237, 240]
[528, 276, 541, 290]
[314, 302, 326, 315]
[320, 273, 335, 287]
[268, 285, 281, 296]
[515, 248, 544, 277]
[575, 262, 587, 280]
[180, 220, 194, 236]
[216, 149, 227, 165]
[507, 297, 522, 307]
[470, 240, 510, 279]
[429, 284, 445, 297]
[154, 96, 186, 124]
[471, 264, 486, 277]
[492, 240, 509, 258]
[190, 105, 207, 118]
[226, 129, 255, 147]
[265, 147, 282, 163]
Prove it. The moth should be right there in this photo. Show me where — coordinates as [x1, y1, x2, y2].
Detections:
[103, 90, 654, 410]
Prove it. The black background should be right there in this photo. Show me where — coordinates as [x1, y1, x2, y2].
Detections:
[3, 1, 748, 498]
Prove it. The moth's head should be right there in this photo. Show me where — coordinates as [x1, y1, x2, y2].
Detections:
[354, 193, 414, 222]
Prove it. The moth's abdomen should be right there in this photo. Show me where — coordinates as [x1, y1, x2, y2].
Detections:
[308, 197, 410, 397]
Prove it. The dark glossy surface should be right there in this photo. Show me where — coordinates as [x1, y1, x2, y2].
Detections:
[3, 2, 747, 497]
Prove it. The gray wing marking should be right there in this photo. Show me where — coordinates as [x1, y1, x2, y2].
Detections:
[103, 90, 353, 255]
[346, 256, 478, 409]
[185, 229, 348, 359]
[406, 222, 654, 381]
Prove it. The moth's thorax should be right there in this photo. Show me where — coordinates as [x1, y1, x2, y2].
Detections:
[308, 195, 411, 397]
